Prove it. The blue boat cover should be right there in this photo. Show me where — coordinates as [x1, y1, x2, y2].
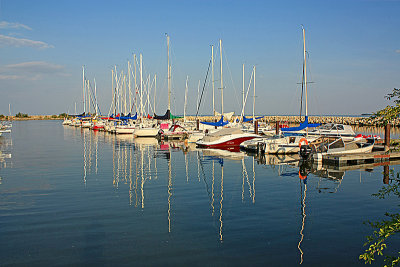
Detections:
[242, 115, 264, 122]
[201, 116, 229, 127]
[119, 113, 137, 120]
[281, 116, 321, 132]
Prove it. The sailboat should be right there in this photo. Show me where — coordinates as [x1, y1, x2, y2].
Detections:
[241, 26, 319, 154]
[133, 54, 160, 138]
[196, 40, 259, 149]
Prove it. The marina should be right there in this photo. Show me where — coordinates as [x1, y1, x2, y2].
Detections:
[0, 120, 399, 266]
[1, 1, 400, 265]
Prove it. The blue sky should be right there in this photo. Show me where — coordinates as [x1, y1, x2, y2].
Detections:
[0, 0, 399, 116]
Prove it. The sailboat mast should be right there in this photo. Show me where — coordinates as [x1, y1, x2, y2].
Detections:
[184, 76, 188, 122]
[219, 39, 223, 116]
[82, 66, 86, 114]
[87, 80, 90, 115]
[212, 45, 215, 116]
[134, 54, 138, 115]
[167, 34, 171, 111]
[242, 64, 245, 121]
[253, 66, 256, 122]
[140, 53, 143, 118]
[154, 74, 156, 115]
[128, 61, 132, 114]
[94, 78, 97, 115]
[303, 27, 308, 118]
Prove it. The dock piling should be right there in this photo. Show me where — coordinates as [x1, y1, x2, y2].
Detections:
[385, 123, 391, 151]
[254, 120, 258, 135]
[383, 165, 390, 184]
[275, 121, 279, 135]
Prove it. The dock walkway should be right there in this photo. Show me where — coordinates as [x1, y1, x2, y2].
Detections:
[322, 150, 400, 166]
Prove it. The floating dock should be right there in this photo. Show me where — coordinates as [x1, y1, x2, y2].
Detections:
[321, 150, 400, 167]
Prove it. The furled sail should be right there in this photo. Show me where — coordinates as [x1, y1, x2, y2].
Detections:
[200, 116, 229, 127]
[281, 116, 320, 132]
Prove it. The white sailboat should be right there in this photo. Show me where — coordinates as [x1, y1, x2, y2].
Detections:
[241, 26, 318, 154]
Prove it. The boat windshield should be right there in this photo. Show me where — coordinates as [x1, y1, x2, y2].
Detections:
[318, 123, 333, 130]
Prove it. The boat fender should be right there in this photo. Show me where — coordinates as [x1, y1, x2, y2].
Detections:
[298, 138, 308, 148]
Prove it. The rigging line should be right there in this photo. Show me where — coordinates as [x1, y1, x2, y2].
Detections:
[222, 44, 240, 114]
[195, 59, 212, 118]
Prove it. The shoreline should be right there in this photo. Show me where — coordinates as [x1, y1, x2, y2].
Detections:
[0, 115, 384, 126]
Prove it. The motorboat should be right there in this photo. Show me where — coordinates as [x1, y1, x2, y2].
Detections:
[196, 127, 259, 150]
[241, 135, 317, 154]
[299, 136, 375, 162]
[62, 118, 72, 125]
[304, 123, 356, 141]
[162, 123, 192, 140]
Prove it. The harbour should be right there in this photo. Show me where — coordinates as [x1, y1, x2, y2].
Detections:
[1, 1, 400, 265]
[1, 120, 400, 266]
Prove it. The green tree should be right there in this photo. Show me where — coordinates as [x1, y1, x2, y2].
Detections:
[371, 88, 400, 126]
[15, 112, 28, 118]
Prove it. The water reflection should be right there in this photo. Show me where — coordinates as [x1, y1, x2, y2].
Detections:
[64, 126, 399, 263]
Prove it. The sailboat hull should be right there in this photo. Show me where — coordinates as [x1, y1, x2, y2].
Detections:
[134, 128, 159, 138]
[196, 134, 258, 149]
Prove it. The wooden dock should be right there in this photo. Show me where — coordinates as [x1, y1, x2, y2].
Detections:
[322, 151, 400, 166]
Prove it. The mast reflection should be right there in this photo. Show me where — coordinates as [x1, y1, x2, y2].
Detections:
[0, 134, 12, 184]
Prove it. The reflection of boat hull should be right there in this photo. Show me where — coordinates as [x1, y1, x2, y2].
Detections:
[201, 148, 245, 159]
[93, 125, 104, 131]
[134, 137, 159, 146]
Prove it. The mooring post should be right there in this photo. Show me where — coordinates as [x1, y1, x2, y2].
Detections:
[214, 119, 217, 129]
[275, 121, 280, 135]
[385, 123, 391, 151]
[254, 120, 258, 135]
[196, 119, 199, 131]
[383, 165, 390, 184]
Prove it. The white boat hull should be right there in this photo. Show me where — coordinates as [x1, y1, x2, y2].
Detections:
[134, 128, 159, 138]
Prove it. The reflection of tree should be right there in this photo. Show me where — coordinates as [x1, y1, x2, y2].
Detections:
[359, 169, 400, 266]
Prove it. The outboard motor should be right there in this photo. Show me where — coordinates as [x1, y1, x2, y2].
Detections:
[299, 144, 312, 160]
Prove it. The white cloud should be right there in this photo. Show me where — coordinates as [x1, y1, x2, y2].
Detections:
[6, 61, 63, 73]
[0, 34, 54, 49]
[0, 74, 20, 80]
[0, 61, 65, 80]
[0, 21, 32, 30]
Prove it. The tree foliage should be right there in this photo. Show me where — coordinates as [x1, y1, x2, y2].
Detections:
[15, 112, 29, 118]
[371, 88, 400, 126]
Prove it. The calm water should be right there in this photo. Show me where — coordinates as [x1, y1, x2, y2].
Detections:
[1, 121, 399, 266]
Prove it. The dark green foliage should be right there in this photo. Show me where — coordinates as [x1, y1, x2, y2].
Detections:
[15, 112, 28, 118]
[371, 88, 400, 126]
